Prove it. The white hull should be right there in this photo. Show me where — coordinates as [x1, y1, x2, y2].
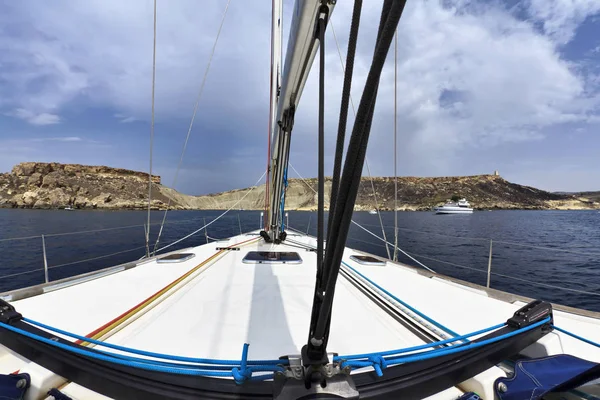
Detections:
[434, 206, 473, 214]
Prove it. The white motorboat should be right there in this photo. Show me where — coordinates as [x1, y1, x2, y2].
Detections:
[434, 198, 474, 214]
[1, 1, 599, 399]
[368, 209, 377, 214]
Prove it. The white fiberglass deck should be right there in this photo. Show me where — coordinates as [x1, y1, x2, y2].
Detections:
[2, 231, 600, 398]
[11, 233, 427, 360]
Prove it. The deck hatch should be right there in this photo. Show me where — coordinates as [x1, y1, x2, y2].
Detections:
[242, 251, 302, 264]
[157, 253, 195, 263]
[349, 255, 386, 266]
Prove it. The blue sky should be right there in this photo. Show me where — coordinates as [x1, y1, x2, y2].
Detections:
[0, 0, 599, 195]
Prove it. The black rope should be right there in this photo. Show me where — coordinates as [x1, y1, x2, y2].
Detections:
[309, 0, 393, 359]
[326, 0, 363, 241]
[303, 5, 331, 367]
[306, 4, 328, 357]
[317, 7, 327, 282]
[306, 0, 363, 365]
[305, 0, 408, 363]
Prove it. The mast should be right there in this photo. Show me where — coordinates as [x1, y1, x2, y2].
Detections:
[265, 0, 336, 242]
[264, 0, 283, 231]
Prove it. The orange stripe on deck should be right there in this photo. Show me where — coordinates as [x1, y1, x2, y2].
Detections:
[77, 237, 258, 344]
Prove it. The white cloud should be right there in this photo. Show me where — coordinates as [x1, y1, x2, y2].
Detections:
[0, 0, 599, 191]
[0, 0, 270, 123]
[7, 108, 61, 125]
[29, 113, 61, 126]
[288, 0, 599, 178]
[526, 0, 600, 44]
[391, 1, 589, 148]
[29, 137, 83, 142]
[114, 113, 137, 123]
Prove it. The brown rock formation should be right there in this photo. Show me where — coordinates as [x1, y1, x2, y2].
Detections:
[0, 163, 597, 211]
[0, 162, 167, 210]
[184, 175, 600, 211]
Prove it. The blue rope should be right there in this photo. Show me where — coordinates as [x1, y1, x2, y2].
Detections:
[339, 317, 551, 376]
[341, 261, 464, 341]
[0, 322, 282, 382]
[23, 317, 285, 366]
[333, 322, 504, 362]
[554, 326, 600, 348]
[1, 316, 552, 381]
[232, 343, 251, 384]
[8, 285, 559, 382]
[0, 321, 230, 376]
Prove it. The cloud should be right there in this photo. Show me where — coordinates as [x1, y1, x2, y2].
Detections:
[114, 113, 137, 123]
[285, 0, 599, 178]
[0, 0, 269, 124]
[0, 0, 599, 192]
[526, 0, 600, 44]
[29, 136, 83, 142]
[6, 108, 61, 125]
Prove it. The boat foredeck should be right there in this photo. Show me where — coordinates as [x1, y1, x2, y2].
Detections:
[10, 233, 425, 361]
[3, 231, 600, 399]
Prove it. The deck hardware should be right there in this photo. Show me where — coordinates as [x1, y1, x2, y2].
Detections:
[275, 353, 358, 400]
[242, 251, 302, 264]
[157, 253, 196, 263]
[0, 299, 22, 324]
[216, 247, 240, 251]
[42, 235, 49, 283]
[349, 255, 386, 266]
[507, 300, 553, 328]
[203, 218, 209, 244]
[497, 382, 508, 393]
[487, 239, 493, 288]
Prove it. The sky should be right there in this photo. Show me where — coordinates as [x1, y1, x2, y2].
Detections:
[0, 0, 599, 195]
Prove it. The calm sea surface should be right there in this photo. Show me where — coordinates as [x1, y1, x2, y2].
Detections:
[0, 209, 599, 311]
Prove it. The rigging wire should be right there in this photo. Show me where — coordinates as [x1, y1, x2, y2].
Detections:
[154, 170, 266, 254]
[146, 0, 158, 257]
[288, 162, 432, 272]
[350, 220, 434, 272]
[152, 0, 232, 255]
[393, 28, 399, 261]
[327, 14, 356, 242]
[286, 225, 600, 298]
[330, 19, 391, 259]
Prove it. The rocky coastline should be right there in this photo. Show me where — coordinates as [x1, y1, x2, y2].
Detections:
[1, 162, 598, 211]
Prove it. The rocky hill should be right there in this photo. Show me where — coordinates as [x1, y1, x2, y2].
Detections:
[0, 162, 598, 210]
[191, 175, 600, 211]
[572, 191, 600, 202]
[0, 162, 172, 210]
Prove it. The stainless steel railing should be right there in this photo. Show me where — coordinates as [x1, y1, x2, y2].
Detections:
[0, 214, 244, 290]
[339, 223, 600, 298]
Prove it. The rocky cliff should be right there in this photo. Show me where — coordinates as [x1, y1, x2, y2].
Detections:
[0, 162, 170, 210]
[1, 163, 597, 210]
